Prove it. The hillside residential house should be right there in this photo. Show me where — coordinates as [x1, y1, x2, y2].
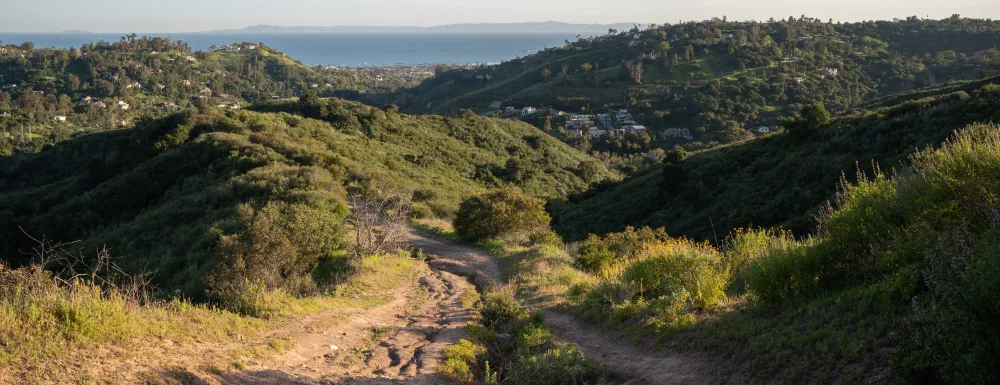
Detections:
[116, 100, 130, 110]
[623, 125, 647, 132]
[818, 68, 839, 78]
[183, 80, 192, 86]
[505, 106, 517, 115]
[521, 107, 537, 116]
[588, 127, 607, 138]
[489, 101, 502, 109]
[567, 117, 593, 130]
[53, 115, 67, 122]
[664, 127, 692, 138]
[756, 126, 771, 134]
[596, 114, 612, 126]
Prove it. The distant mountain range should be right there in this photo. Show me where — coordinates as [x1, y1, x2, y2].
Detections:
[205, 21, 640, 34]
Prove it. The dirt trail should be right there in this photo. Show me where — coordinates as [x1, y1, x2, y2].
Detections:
[402, 228, 721, 385]
[209, 263, 475, 385]
[27, 259, 475, 385]
[42, 228, 715, 384]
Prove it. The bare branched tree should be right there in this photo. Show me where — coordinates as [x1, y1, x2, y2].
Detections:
[348, 191, 413, 258]
[18, 227, 157, 303]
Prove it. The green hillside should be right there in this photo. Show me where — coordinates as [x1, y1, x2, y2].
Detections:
[553, 77, 1000, 241]
[384, 16, 1000, 145]
[0, 37, 419, 154]
[0, 98, 613, 300]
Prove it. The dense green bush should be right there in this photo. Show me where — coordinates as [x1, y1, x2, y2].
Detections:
[463, 287, 606, 385]
[453, 189, 551, 241]
[206, 200, 348, 313]
[722, 227, 798, 293]
[576, 237, 729, 329]
[745, 241, 820, 303]
[508, 345, 595, 385]
[573, 226, 670, 272]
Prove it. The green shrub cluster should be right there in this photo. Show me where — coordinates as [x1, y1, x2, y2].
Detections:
[453, 189, 552, 241]
[572, 230, 729, 330]
[446, 287, 607, 385]
[574, 226, 669, 272]
[740, 123, 1000, 383]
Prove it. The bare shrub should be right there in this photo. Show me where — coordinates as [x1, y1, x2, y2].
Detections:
[348, 191, 413, 258]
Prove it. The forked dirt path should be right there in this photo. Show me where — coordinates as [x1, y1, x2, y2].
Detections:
[401, 228, 722, 385]
[29, 228, 715, 385]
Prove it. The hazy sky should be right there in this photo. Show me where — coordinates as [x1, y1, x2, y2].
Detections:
[3, 0, 999, 32]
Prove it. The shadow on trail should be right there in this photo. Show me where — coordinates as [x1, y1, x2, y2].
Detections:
[154, 367, 449, 385]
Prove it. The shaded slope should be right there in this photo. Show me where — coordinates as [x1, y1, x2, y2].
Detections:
[554, 79, 1000, 240]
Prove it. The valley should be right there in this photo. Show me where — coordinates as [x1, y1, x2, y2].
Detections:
[1, 12, 1000, 385]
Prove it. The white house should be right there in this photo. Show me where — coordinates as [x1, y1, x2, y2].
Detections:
[588, 127, 607, 138]
[505, 106, 518, 115]
[596, 114, 612, 126]
[117, 100, 130, 110]
[818, 68, 839, 78]
[53, 115, 67, 122]
[521, 107, 537, 116]
[756, 126, 771, 134]
[624, 125, 647, 132]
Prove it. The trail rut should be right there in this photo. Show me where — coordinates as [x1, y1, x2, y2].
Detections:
[211, 263, 475, 385]
[402, 228, 722, 385]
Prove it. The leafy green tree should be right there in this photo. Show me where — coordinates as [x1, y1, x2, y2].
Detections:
[786, 102, 831, 138]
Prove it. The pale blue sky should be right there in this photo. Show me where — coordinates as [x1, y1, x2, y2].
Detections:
[3, 0, 999, 32]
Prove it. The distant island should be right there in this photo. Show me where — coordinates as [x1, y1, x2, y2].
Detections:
[60, 30, 93, 34]
[205, 21, 639, 34]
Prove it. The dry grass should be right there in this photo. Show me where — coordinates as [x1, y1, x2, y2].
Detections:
[0, 253, 418, 383]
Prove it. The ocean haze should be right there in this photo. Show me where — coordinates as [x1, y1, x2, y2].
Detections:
[0, 32, 585, 67]
[206, 21, 639, 34]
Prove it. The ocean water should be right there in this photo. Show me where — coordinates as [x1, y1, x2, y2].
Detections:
[0, 33, 581, 66]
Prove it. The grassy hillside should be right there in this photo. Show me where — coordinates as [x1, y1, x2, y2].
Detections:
[553, 77, 1000, 241]
[0, 37, 420, 155]
[383, 16, 1000, 144]
[0, 99, 614, 301]
[471, 121, 1000, 385]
